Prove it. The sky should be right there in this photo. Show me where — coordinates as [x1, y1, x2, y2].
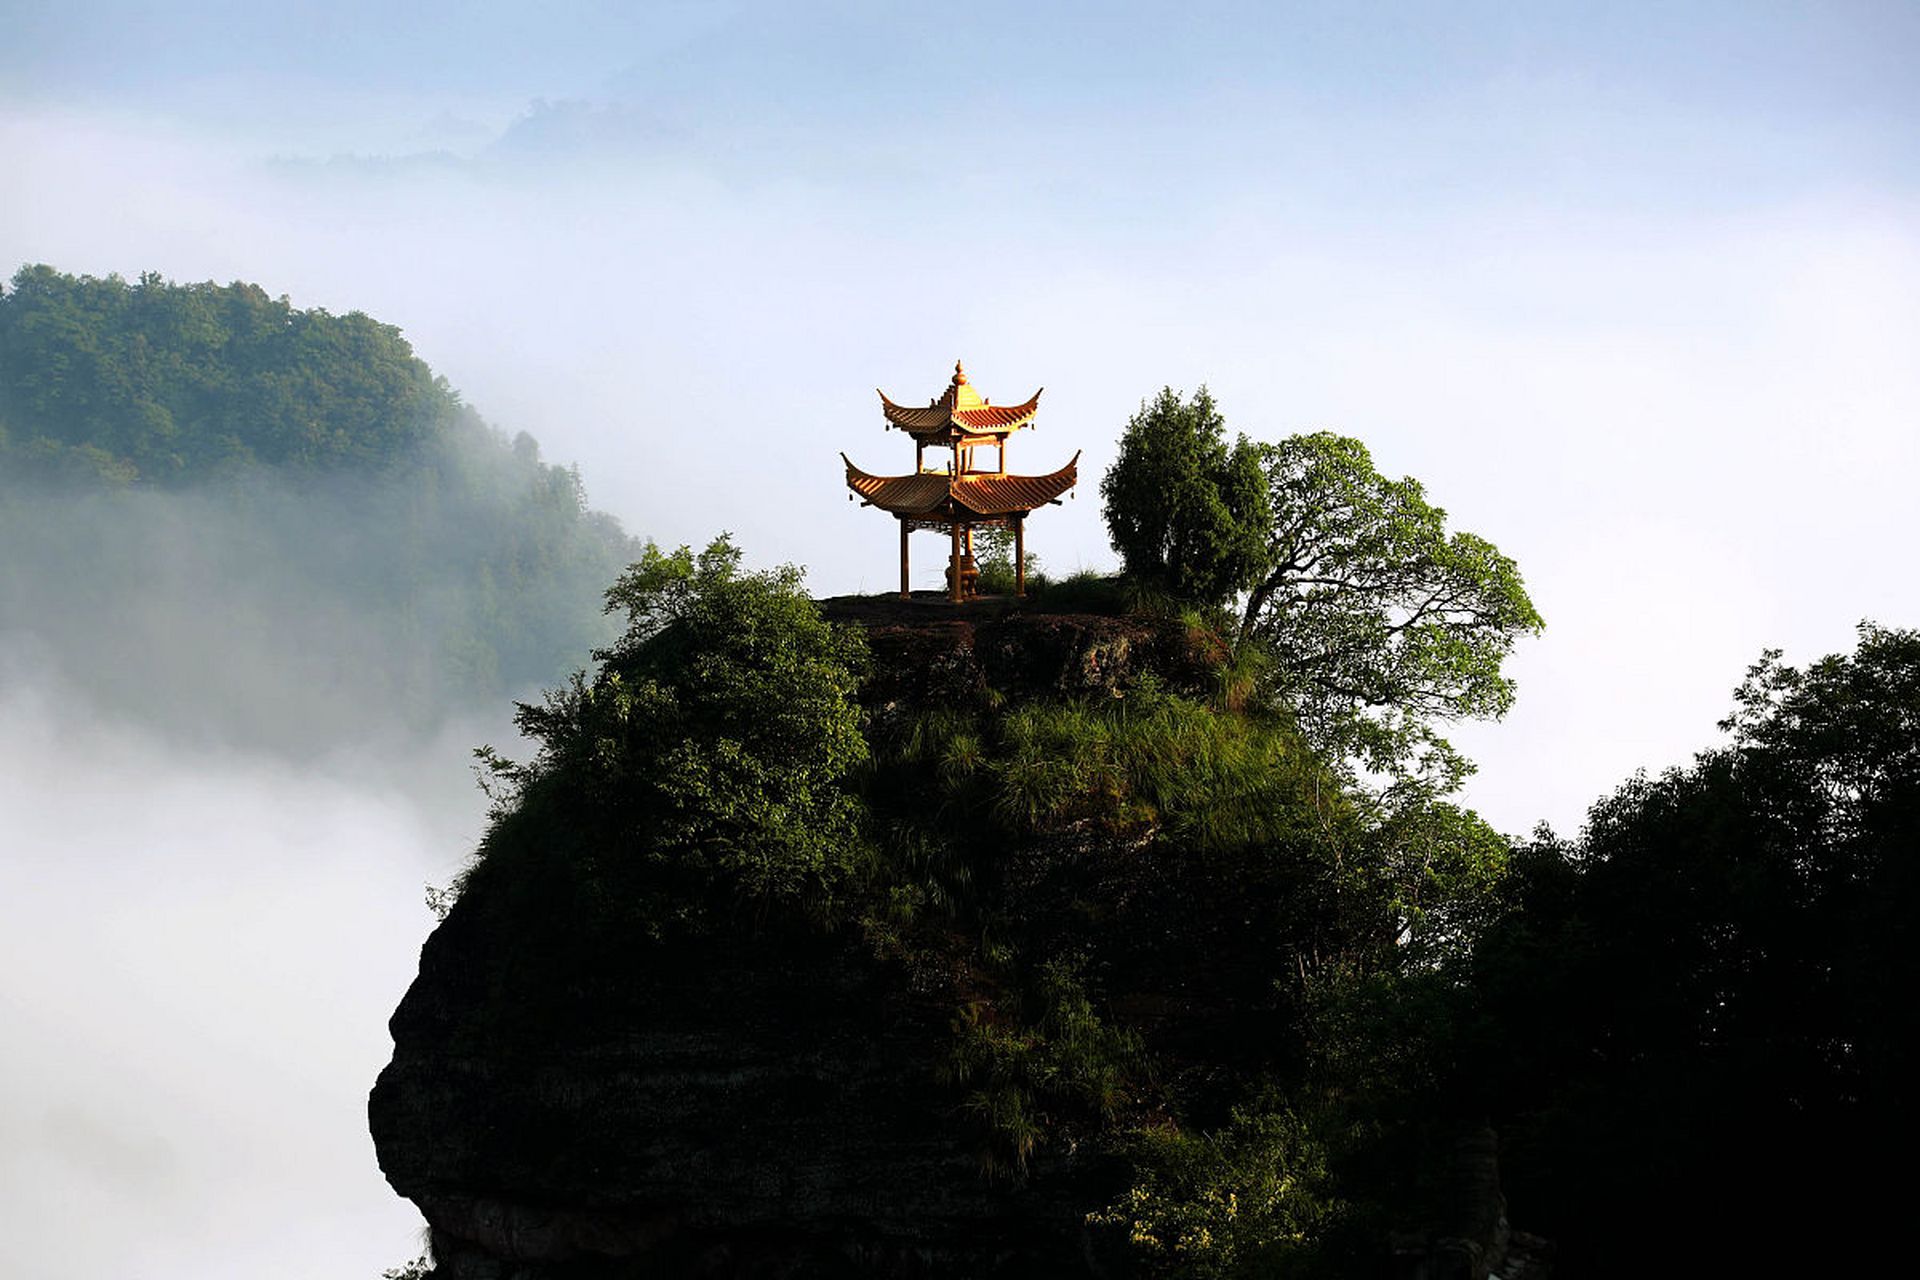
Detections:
[2, 2, 1916, 1275]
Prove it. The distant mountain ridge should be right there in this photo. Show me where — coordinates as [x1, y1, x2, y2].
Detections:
[0, 265, 466, 483]
[0, 264, 642, 752]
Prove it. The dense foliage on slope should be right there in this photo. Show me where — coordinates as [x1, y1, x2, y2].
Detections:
[0, 264, 456, 480]
[468, 537, 874, 945]
[384, 522, 1917, 1277]
[1465, 623, 1920, 1275]
[1101, 387, 1542, 793]
[0, 265, 639, 748]
[387, 548, 1525, 1277]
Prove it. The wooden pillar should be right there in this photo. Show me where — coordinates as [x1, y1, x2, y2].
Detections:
[1014, 515, 1027, 598]
[949, 517, 964, 604]
[899, 518, 910, 598]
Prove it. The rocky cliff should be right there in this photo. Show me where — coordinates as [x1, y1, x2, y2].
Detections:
[369, 603, 1217, 1278]
[369, 597, 1541, 1278]
[371, 913, 1092, 1277]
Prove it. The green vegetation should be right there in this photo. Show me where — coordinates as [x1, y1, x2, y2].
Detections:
[410, 497, 1914, 1275]
[0, 264, 445, 479]
[1464, 623, 1920, 1274]
[487, 537, 870, 913]
[935, 684, 1332, 850]
[1100, 393, 1541, 792]
[1239, 432, 1542, 790]
[973, 525, 1041, 596]
[944, 956, 1143, 1179]
[1100, 387, 1268, 609]
[849, 641, 1512, 1271]
[469, 537, 871, 940]
[0, 265, 639, 748]
[1089, 1105, 1345, 1280]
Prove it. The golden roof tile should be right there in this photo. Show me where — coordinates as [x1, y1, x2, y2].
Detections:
[842, 452, 1080, 518]
[878, 360, 1043, 440]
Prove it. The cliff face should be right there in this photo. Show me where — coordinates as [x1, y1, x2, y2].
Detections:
[369, 606, 1214, 1278]
[371, 913, 1090, 1277]
[818, 595, 1222, 708]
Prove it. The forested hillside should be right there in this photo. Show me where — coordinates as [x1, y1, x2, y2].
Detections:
[376, 552, 1916, 1279]
[373, 387, 1915, 1278]
[0, 266, 639, 750]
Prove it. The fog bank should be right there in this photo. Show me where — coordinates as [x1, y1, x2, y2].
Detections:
[0, 651, 497, 1279]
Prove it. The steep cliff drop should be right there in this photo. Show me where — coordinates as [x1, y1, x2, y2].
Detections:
[370, 604, 1214, 1278]
[370, 598, 1541, 1278]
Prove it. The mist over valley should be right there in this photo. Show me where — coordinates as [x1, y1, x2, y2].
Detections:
[0, 267, 636, 1278]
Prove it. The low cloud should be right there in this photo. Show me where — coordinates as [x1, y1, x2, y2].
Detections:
[0, 654, 488, 1279]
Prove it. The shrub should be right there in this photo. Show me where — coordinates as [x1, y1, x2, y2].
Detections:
[475, 536, 871, 934]
[1090, 1104, 1347, 1279]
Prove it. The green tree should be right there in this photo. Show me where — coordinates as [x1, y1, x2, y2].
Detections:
[490, 536, 872, 930]
[0, 264, 447, 477]
[1100, 387, 1269, 607]
[1238, 432, 1541, 787]
[1090, 1104, 1345, 1279]
[972, 525, 1040, 596]
[1467, 623, 1920, 1274]
[1100, 392, 1538, 788]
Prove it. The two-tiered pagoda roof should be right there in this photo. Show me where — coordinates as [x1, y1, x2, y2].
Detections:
[844, 361, 1078, 602]
[842, 457, 1081, 519]
[878, 363, 1044, 443]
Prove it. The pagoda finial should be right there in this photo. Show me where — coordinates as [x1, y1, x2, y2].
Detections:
[953, 359, 968, 386]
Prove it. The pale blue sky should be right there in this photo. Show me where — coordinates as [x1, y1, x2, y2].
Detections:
[6, 3, 1914, 203]
[2, 3, 1911, 190]
[5, 0, 1916, 826]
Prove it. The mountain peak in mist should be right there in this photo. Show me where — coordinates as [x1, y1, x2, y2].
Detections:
[0, 264, 643, 754]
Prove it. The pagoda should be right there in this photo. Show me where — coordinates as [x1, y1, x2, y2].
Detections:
[844, 361, 1079, 603]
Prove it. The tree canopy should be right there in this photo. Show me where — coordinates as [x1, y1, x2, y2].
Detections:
[1465, 623, 1920, 1273]
[1099, 391, 1541, 790]
[0, 264, 448, 480]
[1099, 387, 1269, 608]
[0, 264, 640, 748]
[483, 536, 872, 935]
[1240, 432, 1542, 788]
